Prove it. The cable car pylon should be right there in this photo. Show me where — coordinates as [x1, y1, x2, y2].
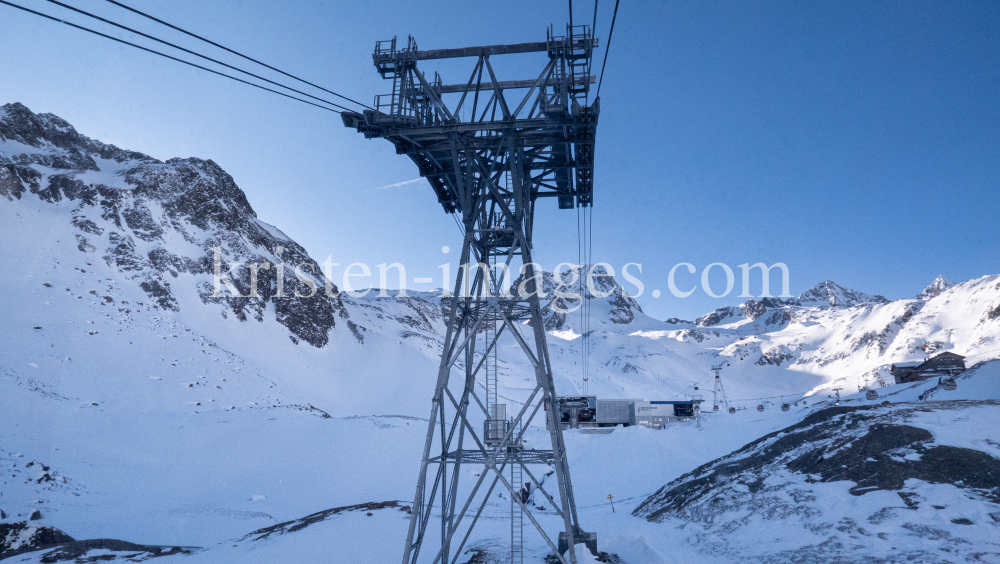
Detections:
[711, 364, 730, 413]
[343, 24, 600, 564]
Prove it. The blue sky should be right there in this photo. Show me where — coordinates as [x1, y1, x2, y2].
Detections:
[2, 0, 998, 320]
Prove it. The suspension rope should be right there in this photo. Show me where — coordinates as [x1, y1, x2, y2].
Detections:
[0, 0, 343, 114]
[577, 203, 585, 393]
[579, 209, 585, 390]
[104, 0, 373, 110]
[42, 0, 361, 113]
[586, 206, 593, 387]
[585, 0, 598, 107]
[965, 346, 1000, 361]
[721, 349, 1000, 406]
[591, 0, 599, 46]
[595, 0, 619, 98]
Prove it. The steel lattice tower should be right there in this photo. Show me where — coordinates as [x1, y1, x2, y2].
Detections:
[343, 24, 599, 564]
[711, 364, 730, 413]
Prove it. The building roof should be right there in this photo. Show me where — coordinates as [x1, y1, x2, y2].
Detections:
[649, 400, 705, 405]
[930, 351, 965, 359]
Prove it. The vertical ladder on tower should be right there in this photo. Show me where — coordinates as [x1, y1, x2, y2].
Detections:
[486, 323, 493, 410]
[543, 26, 570, 116]
[566, 25, 592, 98]
[511, 417, 523, 564]
[486, 270, 498, 416]
[487, 219, 499, 414]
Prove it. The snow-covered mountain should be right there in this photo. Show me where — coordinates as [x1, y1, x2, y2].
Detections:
[633, 362, 1000, 563]
[4, 101, 998, 406]
[694, 280, 889, 330]
[0, 102, 345, 347]
[3, 102, 999, 563]
[796, 279, 889, 307]
[1, 103, 449, 557]
[917, 274, 956, 299]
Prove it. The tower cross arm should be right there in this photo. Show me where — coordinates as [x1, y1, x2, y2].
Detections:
[415, 37, 596, 60]
[435, 75, 594, 94]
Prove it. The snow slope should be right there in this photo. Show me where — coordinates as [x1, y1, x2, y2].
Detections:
[3, 102, 1000, 563]
[633, 362, 1000, 563]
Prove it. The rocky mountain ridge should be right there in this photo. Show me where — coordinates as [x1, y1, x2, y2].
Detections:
[694, 280, 891, 330]
[1, 102, 345, 347]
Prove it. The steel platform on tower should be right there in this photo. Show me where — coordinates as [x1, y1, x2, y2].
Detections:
[343, 24, 600, 564]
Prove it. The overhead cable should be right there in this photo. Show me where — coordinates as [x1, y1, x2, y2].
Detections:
[595, 0, 619, 98]
[568, 0, 574, 34]
[43, 0, 359, 113]
[0, 0, 343, 113]
[587, 0, 598, 104]
[105, 0, 373, 110]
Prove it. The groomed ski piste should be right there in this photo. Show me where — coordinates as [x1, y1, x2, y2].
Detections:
[3, 102, 999, 562]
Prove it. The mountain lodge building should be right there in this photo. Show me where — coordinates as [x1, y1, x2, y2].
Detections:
[891, 351, 966, 384]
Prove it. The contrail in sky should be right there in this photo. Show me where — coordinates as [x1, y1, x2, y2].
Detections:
[369, 178, 426, 191]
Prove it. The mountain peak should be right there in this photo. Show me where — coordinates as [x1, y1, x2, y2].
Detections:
[0, 102, 156, 166]
[796, 280, 889, 307]
[1, 101, 343, 346]
[1, 101, 87, 151]
[533, 264, 645, 328]
[917, 275, 955, 299]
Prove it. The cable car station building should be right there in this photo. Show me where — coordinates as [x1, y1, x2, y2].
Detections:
[550, 396, 704, 430]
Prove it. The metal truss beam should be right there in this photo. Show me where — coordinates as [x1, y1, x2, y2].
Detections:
[414, 38, 596, 60]
[436, 75, 594, 94]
